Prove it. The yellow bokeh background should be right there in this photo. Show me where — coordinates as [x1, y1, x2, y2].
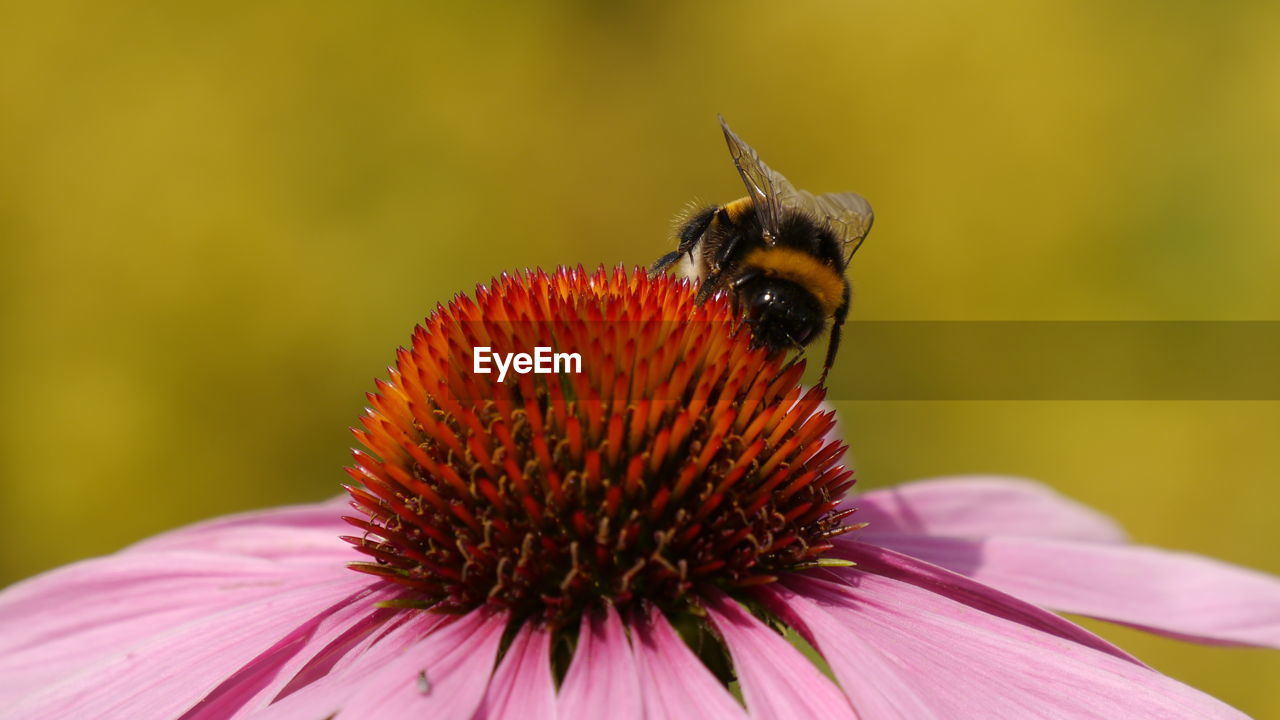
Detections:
[2, 0, 1278, 715]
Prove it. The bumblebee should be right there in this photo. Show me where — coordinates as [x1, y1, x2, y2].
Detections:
[651, 116, 874, 382]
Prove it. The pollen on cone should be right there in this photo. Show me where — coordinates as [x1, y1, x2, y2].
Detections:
[345, 265, 854, 624]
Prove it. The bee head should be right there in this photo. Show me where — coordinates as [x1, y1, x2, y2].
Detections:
[735, 275, 825, 352]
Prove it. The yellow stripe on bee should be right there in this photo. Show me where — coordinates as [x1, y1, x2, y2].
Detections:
[742, 247, 844, 316]
[722, 197, 754, 223]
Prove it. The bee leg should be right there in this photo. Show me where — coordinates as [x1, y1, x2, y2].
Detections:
[710, 232, 741, 274]
[651, 250, 685, 274]
[731, 269, 761, 289]
[819, 285, 852, 386]
[696, 228, 753, 304]
[684, 207, 721, 262]
[694, 268, 730, 304]
[785, 332, 808, 353]
[651, 206, 718, 275]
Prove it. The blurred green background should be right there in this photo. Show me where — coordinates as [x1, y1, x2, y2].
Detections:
[2, 0, 1278, 714]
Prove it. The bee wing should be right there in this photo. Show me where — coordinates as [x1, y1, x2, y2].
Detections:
[796, 190, 875, 266]
[719, 115, 796, 245]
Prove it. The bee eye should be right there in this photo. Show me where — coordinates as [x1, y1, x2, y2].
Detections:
[745, 291, 773, 317]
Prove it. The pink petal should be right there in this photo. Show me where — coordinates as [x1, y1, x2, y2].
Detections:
[763, 570, 1249, 719]
[559, 605, 643, 720]
[0, 552, 355, 699]
[852, 476, 1126, 542]
[830, 540, 1141, 663]
[8, 572, 376, 719]
[124, 496, 353, 561]
[183, 583, 405, 719]
[703, 591, 856, 720]
[246, 608, 506, 719]
[238, 609, 447, 719]
[262, 604, 409, 705]
[630, 604, 748, 720]
[866, 534, 1280, 648]
[474, 621, 557, 720]
[329, 607, 506, 718]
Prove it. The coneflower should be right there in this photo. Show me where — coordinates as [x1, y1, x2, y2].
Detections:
[1, 266, 1276, 719]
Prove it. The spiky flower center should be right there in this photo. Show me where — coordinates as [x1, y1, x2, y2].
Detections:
[345, 266, 854, 625]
